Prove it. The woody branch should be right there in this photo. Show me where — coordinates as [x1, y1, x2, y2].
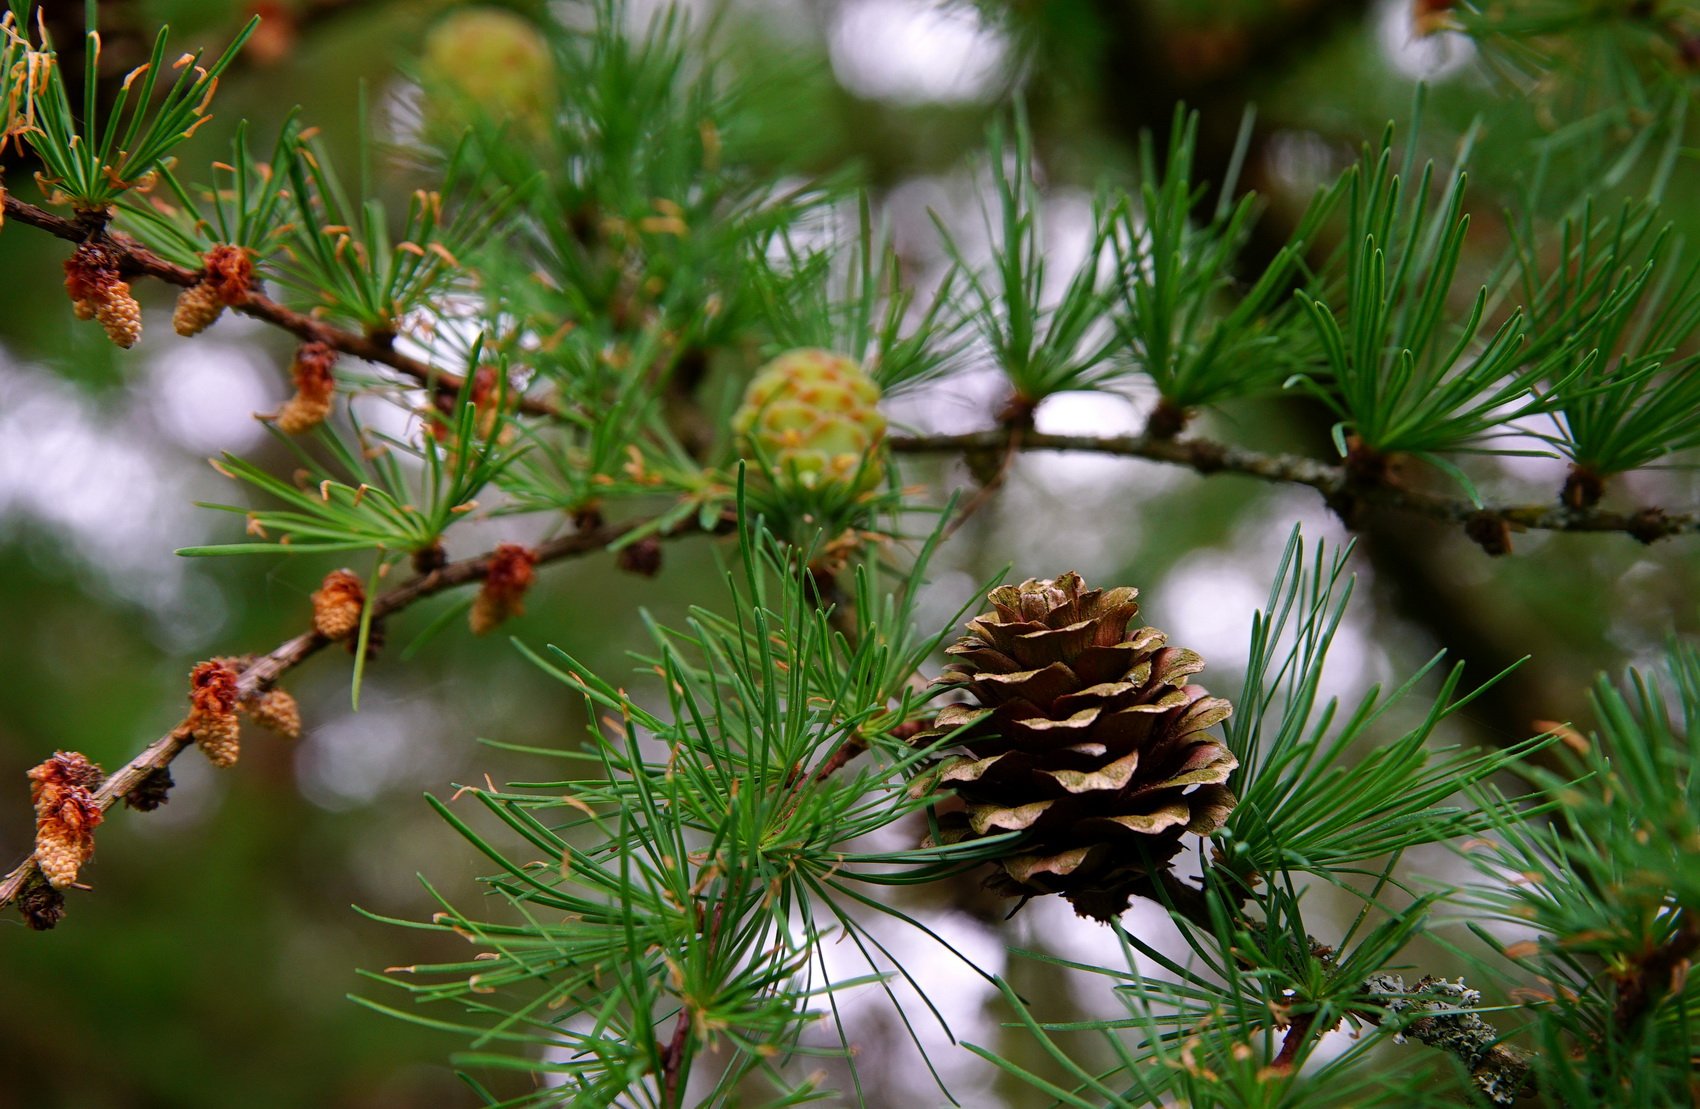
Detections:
[890, 430, 1699, 545]
[0, 510, 717, 914]
[0, 192, 558, 417]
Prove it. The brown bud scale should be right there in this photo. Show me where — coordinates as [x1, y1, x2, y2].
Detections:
[277, 342, 338, 434]
[246, 688, 302, 739]
[469, 544, 538, 635]
[616, 537, 663, 578]
[189, 660, 243, 768]
[313, 569, 366, 639]
[28, 751, 106, 890]
[19, 879, 67, 931]
[124, 767, 175, 812]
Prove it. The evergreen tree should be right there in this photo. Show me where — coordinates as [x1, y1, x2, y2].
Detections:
[2, 0, 1698, 1104]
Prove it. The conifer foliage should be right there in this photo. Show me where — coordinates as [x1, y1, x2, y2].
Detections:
[1, 0, 1698, 1105]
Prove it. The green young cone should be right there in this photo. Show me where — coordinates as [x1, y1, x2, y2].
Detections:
[732, 349, 887, 498]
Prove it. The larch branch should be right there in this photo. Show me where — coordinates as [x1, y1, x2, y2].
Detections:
[890, 430, 1699, 543]
[0, 511, 713, 914]
[0, 192, 559, 417]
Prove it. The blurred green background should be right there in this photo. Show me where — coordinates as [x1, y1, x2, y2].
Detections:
[1, 0, 1697, 1105]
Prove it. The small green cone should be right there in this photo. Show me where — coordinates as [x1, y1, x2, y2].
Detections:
[421, 8, 555, 135]
[732, 349, 887, 497]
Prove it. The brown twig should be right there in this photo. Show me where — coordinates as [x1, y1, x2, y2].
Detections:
[657, 1004, 693, 1108]
[657, 898, 726, 1106]
[891, 430, 1700, 541]
[1145, 885, 1535, 1101]
[807, 736, 869, 785]
[943, 429, 1020, 540]
[1269, 1010, 1316, 1071]
[0, 511, 715, 913]
[1613, 912, 1700, 1033]
[0, 193, 559, 417]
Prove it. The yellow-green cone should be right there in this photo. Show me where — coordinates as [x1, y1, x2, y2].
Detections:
[421, 8, 555, 135]
[732, 349, 887, 496]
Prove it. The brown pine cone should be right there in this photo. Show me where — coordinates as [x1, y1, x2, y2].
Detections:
[276, 342, 338, 434]
[911, 572, 1238, 922]
[469, 544, 538, 635]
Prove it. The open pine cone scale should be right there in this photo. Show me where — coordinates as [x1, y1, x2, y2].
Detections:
[914, 571, 1239, 921]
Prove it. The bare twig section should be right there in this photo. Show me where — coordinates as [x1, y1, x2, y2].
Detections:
[1141, 896, 1536, 1102]
[943, 429, 1020, 541]
[891, 431, 1700, 541]
[657, 1001, 694, 1108]
[658, 898, 726, 1106]
[807, 736, 868, 785]
[1268, 1009, 1316, 1072]
[0, 512, 713, 914]
[0, 193, 558, 417]
[1362, 974, 1533, 1105]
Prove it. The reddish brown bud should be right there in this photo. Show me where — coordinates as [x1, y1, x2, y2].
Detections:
[189, 660, 243, 767]
[246, 687, 302, 739]
[28, 751, 106, 889]
[277, 342, 338, 434]
[572, 503, 605, 533]
[202, 243, 255, 305]
[173, 245, 250, 335]
[1561, 465, 1605, 509]
[63, 241, 121, 307]
[1464, 512, 1515, 557]
[470, 543, 538, 635]
[123, 767, 175, 812]
[64, 241, 142, 347]
[1680, 35, 1700, 72]
[1144, 398, 1189, 440]
[18, 879, 67, 930]
[430, 366, 510, 442]
[412, 540, 448, 575]
[350, 617, 386, 659]
[172, 281, 224, 337]
[313, 568, 366, 639]
[616, 537, 663, 578]
[1412, 0, 1455, 35]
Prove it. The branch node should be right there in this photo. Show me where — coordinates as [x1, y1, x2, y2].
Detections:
[1628, 507, 1673, 546]
[1464, 511, 1515, 557]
